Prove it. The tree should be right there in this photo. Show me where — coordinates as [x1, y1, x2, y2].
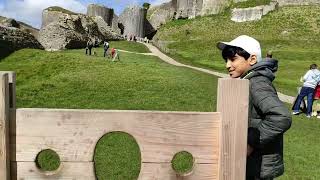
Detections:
[143, 3, 150, 10]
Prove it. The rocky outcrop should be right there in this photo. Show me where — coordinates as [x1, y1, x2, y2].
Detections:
[41, 6, 78, 28]
[0, 18, 20, 28]
[0, 25, 43, 52]
[0, 16, 39, 38]
[231, 1, 278, 22]
[0, 16, 42, 57]
[93, 16, 123, 40]
[119, 6, 147, 38]
[39, 14, 88, 51]
[39, 6, 122, 50]
[148, 1, 176, 29]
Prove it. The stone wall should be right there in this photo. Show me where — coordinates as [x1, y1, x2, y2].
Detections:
[87, 4, 114, 26]
[41, 9, 64, 28]
[119, 6, 147, 38]
[201, 0, 230, 16]
[148, 2, 176, 30]
[276, 0, 320, 6]
[231, 1, 278, 22]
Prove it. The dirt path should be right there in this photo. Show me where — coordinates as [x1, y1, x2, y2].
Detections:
[142, 42, 295, 104]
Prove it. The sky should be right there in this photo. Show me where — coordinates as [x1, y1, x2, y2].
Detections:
[0, 0, 170, 28]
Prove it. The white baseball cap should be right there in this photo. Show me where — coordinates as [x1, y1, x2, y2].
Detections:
[217, 35, 262, 62]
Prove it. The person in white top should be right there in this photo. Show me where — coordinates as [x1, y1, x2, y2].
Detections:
[293, 64, 320, 117]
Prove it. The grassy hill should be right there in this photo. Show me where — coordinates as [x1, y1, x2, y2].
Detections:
[0, 41, 217, 111]
[154, 6, 320, 96]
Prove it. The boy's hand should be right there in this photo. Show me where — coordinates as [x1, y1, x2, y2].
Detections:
[247, 145, 253, 156]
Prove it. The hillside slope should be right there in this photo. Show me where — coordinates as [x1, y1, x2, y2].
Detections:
[155, 6, 320, 96]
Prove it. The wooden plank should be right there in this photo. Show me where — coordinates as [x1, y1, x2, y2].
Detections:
[217, 78, 249, 180]
[0, 73, 10, 180]
[12, 110, 221, 164]
[0, 71, 16, 109]
[13, 162, 218, 180]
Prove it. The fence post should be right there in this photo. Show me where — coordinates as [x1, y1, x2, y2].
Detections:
[217, 78, 249, 180]
[0, 72, 10, 180]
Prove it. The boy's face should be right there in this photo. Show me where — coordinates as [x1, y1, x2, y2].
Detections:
[225, 54, 257, 78]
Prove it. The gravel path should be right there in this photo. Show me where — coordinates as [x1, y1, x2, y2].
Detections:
[142, 43, 295, 104]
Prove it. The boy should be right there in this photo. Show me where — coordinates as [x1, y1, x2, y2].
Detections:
[217, 35, 292, 180]
[292, 64, 320, 118]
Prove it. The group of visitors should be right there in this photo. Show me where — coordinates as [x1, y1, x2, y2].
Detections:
[124, 34, 149, 43]
[85, 39, 120, 62]
[292, 63, 320, 118]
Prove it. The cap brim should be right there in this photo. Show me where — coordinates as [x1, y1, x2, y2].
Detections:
[217, 42, 231, 50]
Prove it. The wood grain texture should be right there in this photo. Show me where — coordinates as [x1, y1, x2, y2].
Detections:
[13, 162, 218, 180]
[12, 109, 221, 165]
[217, 78, 249, 180]
[0, 73, 10, 180]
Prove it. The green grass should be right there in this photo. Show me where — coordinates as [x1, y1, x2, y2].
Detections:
[278, 107, 320, 180]
[94, 132, 141, 180]
[108, 41, 150, 53]
[0, 48, 216, 111]
[45, 6, 77, 15]
[232, 0, 272, 8]
[36, 149, 60, 171]
[171, 151, 194, 175]
[154, 6, 320, 96]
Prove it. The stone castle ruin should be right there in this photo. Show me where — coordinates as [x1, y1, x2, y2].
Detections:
[148, 0, 320, 31]
[39, 6, 122, 50]
[1, 0, 320, 53]
[87, 4, 114, 26]
[119, 6, 147, 39]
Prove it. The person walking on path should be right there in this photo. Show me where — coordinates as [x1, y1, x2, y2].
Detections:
[103, 41, 110, 57]
[292, 64, 320, 118]
[217, 35, 292, 180]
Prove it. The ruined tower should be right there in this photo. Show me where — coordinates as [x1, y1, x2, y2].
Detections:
[87, 4, 114, 26]
[119, 6, 147, 38]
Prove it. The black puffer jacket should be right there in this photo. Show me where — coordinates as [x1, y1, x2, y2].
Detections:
[241, 59, 292, 178]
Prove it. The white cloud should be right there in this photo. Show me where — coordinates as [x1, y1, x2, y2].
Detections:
[0, 0, 87, 28]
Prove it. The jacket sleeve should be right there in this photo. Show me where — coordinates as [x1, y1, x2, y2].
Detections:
[250, 80, 292, 148]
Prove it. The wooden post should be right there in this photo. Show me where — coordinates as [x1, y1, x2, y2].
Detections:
[0, 73, 10, 180]
[217, 78, 249, 180]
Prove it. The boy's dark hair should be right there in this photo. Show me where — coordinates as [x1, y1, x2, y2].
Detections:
[222, 45, 251, 61]
[310, 64, 318, 69]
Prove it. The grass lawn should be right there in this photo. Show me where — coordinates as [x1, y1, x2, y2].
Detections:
[279, 109, 320, 180]
[0, 46, 216, 111]
[154, 6, 320, 96]
[108, 40, 150, 53]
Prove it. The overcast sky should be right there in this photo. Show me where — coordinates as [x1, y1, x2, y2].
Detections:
[0, 0, 170, 28]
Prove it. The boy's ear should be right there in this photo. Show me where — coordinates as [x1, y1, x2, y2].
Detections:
[249, 55, 258, 65]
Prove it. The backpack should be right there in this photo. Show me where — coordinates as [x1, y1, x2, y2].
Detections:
[104, 42, 109, 49]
